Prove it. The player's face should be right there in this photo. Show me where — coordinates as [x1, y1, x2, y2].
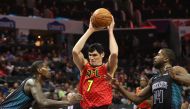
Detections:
[88, 50, 103, 66]
[153, 50, 165, 68]
[39, 64, 51, 79]
[140, 77, 148, 88]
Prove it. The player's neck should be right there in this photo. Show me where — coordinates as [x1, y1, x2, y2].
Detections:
[90, 63, 103, 67]
[35, 75, 44, 84]
[160, 63, 172, 75]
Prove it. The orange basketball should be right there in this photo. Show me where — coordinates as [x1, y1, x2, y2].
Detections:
[91, 8, 112, 28]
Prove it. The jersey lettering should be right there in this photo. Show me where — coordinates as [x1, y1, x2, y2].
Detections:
[86, 69, 100, 78]
[154, 90, 163, 104]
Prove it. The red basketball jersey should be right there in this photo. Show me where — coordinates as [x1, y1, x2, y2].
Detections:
[136, 87, 151, 109]
[79, 63, 112, 109]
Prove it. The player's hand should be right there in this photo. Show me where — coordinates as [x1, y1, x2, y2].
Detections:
[105, 73, 120, 88]
[88, 16, 104, 32]
[107, 16, 115, 32]
[164, 65, 175, 78]
[169, 69, 177, 79]
[167, 65, 184, 79]
[67, 92, 82, 104]
[168, 66, 187, 78]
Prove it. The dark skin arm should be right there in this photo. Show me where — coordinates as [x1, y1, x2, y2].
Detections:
[108, 74, 152, 104]
[168, 66, 190, 86]
[117, 84, 152, 104]
[25, 79, 81, 108]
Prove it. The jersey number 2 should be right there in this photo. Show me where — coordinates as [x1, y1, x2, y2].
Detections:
[87, 80, 93, 92]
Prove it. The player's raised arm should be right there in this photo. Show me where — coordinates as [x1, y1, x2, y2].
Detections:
[107, 16, 118, 77]
[72, 19, 96, 71]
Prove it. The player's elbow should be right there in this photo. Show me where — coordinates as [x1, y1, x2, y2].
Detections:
[36, 99, 49, 107]
[110, 53, 118, 64]
[134, 100, 142, 105]
[110, 47, 118, 55]
[110, 53, 118, 59]
[132, 100, 141, 105]
[72, 49, 79, 56]
[131, 97, 143, 105]
[129, 95, 143, 105]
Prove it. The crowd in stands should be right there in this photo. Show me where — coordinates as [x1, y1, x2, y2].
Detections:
[0, 0, 190, 28]
[0, 27, 189, 108]
[0, 0, 190, 108]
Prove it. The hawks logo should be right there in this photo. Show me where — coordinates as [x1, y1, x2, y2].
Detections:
[86, 69, 100, 78]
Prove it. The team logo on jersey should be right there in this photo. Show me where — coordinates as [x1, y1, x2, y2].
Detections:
[152, 81, 168, 104]
[86, 69, 100, 78]
[152, 81, 168, 90]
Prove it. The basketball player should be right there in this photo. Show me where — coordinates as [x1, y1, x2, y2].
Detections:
[72, 16, 118, 109]
[109, 48, 190, 109]
[134, 75, 152, 109]
[0, 60, 82, 109]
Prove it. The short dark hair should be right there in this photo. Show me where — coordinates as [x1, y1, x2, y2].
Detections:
[88, 43, 104, 54]
[30, 60, 44, 74]
[162, 48, 176, 65]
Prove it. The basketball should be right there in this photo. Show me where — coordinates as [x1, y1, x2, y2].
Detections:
[91, 8, 112, 28]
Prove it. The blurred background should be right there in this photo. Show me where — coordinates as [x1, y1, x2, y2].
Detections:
[0, 0, 189, 109]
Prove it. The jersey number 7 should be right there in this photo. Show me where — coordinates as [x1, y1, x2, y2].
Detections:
[87, 80, 93, 92]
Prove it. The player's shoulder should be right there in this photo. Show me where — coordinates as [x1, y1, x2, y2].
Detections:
[148, 75, 158, 85]
[25, 78, 35, 86]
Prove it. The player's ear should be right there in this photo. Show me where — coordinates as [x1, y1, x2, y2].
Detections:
[101, 52, 105, 58]
[37, 68, 42, 74]
[164, 57, 169, 63]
